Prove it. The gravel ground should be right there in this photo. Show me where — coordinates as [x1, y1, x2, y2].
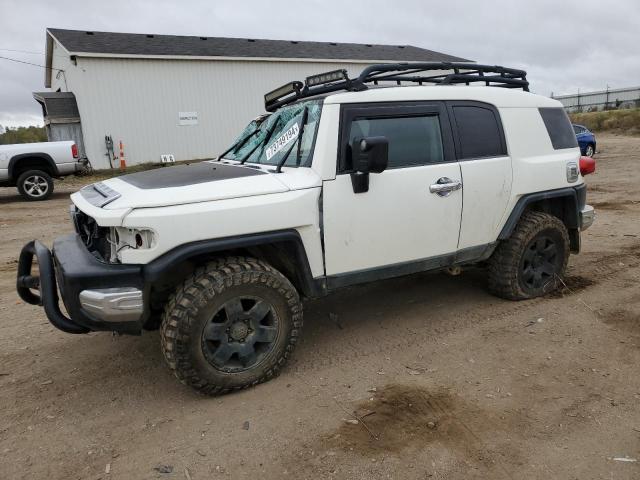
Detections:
[0, 134, 639, 479]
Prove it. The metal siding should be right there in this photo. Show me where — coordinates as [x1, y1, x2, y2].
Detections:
[553, 86, 640, 112]
[50, 48, 376, 169]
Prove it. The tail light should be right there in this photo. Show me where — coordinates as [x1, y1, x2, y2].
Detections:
[71, 144, 79, 159]
[579, 156, 595, 176]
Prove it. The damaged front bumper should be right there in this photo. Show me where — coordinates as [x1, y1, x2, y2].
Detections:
[16, 234, 145, 335]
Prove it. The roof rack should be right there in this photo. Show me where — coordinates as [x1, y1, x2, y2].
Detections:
[264, 62, 529, 111]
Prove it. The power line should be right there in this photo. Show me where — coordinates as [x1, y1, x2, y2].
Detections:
[0, 55, 62, 71]
[0, 48, 44, 55]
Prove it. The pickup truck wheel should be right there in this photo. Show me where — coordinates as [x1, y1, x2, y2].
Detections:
[161, 256, 303, 395]
[17, 170, 54, 201]
[488, 211, 569, 300]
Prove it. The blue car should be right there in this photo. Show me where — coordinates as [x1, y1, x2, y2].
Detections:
[572, 124, 596, 157]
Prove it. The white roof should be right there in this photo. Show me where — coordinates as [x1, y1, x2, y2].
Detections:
[325, 85, 561, 108]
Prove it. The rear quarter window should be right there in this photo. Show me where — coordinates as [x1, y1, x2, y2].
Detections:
[539, 108, 579, 150]
[451, 105, 506, 159]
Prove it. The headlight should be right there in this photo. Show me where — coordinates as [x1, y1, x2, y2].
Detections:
[108, 227, 156, 262]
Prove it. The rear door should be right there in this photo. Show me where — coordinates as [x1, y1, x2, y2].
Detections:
[447, 101, 512, 250]
[322, 102, 463, 283]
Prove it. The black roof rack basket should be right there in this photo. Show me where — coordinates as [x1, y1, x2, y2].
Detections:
[265, 62, 529, 111]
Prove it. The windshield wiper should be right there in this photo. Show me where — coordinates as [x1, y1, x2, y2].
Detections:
[240, 118, 281, 165]
[216, 128, 259, 162]
[276, 106, 308, 173]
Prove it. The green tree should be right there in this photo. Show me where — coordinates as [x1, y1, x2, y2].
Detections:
[0, 125, 48, 145]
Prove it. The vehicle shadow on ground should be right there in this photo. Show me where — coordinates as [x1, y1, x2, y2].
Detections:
[0, 190, 71, 204]
[304, 268, 488, 332]
[7, 268, 491, 405]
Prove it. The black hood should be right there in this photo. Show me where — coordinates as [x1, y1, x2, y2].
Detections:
[119, 162, 266, 190]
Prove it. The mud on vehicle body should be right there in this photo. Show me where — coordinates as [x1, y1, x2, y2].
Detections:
[17, 63, 596, 394]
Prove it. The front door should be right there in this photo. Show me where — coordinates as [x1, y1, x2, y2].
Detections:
[322, 102, 463, 283]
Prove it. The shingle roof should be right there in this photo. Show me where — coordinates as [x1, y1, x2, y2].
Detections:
[47, 28, 470, 62]
[33, 92, 80, 120]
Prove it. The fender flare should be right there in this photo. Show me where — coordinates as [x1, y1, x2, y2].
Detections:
[142, 229, 325, 298]
[8, 152, 59, 179]
[498, 185, 585, 240]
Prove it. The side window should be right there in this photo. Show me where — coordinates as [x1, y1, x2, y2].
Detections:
[572, 125, 582, 134]
[539, 107, 579, 150]
[347, 115, 444, 169]
[451, 105, 506, 159]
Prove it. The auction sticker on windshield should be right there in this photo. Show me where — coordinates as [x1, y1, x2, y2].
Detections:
[265, 124, 300, 160]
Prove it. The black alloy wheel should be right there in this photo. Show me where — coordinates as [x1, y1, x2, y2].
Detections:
[520, 235, 560, 290]
[202, 296, 279, 372]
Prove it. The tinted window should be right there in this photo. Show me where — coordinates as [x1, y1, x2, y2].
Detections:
[348, 115, 444, 168]
[572, 125, 583, 134]
[539, 108, 579, 150]
[452, 106, 506, 159]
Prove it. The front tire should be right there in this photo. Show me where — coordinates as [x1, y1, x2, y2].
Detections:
[17, 170, 54, 201]
[488, 211, 569, 300]
[161, 256, 303, 395]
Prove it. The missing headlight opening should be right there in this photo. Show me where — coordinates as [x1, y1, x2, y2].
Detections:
[108, 227, 155, 262]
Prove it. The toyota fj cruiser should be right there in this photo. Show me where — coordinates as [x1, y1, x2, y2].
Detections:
[17, 63, 596, 395]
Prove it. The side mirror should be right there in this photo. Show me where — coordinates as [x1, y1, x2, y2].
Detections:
[350, 136, 389, 193]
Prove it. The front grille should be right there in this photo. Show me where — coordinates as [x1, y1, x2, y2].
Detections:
[71, 207, 111, 261]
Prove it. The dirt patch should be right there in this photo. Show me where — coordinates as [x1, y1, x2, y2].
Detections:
[329, 385, 470, 454]
[327, 384, 527, 460]
[588, 185, 615, 194]
[622, 242, 640, 258]
[306, 384, 531, 477]
[560, 393, 604, 422]
[548, 275, 596, 298]
[599, 308, 640, 335]
[0, 259, 18, 273]
[591, 200, 639, 211]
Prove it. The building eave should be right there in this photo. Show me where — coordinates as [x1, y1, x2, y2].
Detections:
[62, 51, 462, 65]
[45, 32, 53, 87]
[45, 29, 72, 88]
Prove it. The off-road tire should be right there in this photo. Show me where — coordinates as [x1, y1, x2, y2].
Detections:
[488, 211, 570, 300]
[16, 169, 54, 201]
[160, 256, 303, 395]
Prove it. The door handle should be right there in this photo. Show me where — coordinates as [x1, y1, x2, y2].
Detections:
[429, 177, 462, 197]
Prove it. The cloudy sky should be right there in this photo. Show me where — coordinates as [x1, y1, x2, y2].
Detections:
[1, 0, 638, 128]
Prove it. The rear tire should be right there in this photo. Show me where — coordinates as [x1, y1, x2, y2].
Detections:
[160, 256, 303, 395]
[16, 170, 54, 201]
[488, 211, 570, 300]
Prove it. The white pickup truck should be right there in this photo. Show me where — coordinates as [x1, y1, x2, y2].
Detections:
[0, 140, 84, 200]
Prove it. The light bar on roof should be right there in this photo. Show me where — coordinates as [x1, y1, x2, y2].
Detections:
[264, 81, 303, 108]
[305, 69, 348, 87]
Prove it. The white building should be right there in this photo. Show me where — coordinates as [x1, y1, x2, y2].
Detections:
[37, 28, 467, 169]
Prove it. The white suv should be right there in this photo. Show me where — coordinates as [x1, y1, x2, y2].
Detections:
[17, 63, 595, 395]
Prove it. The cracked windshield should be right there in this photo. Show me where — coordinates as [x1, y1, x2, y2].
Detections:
[221, 99, 322, 168]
